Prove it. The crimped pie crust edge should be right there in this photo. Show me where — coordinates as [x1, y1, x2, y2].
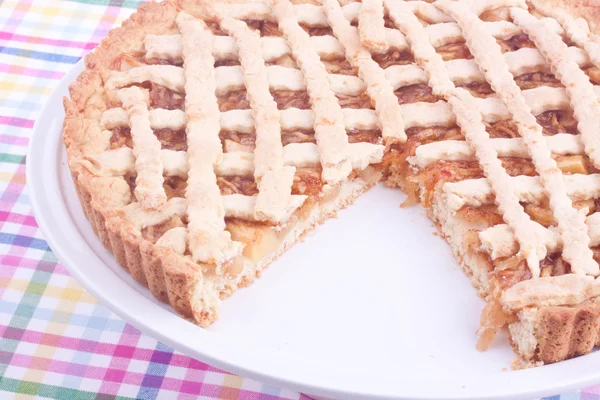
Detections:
[64, 0, 219, 326]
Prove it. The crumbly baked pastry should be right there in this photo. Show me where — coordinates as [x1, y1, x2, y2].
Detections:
[63, 0, 600, 367]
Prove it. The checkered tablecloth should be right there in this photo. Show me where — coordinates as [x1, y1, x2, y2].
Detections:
[0, 0, 599, 399]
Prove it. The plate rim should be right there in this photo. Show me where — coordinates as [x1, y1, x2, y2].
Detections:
[25, 59, 600, 400]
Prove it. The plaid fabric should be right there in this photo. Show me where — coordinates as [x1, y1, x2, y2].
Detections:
[0, 0, 598, 399]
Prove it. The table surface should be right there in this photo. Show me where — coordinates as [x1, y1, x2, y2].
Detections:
[1, 0, 600, 399]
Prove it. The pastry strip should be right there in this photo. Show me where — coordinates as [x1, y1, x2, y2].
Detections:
[81, 142, 384, 179]
[108, 46, 594, 98]
[410, 134, 584, 167]
[145, 19, 529, 63]
[482, 212, 600, 261]
[512, 8, 600, 171]
[324, 0, 405, 143]
[444, 174, 600, 211]
[116, 87, 167, 210]
[219, 16, 306, 223]
[102, 83, 598, 134]
[271, 0, 352, 184]
[358, 0, 387, 52]
[177, 12, 243, 265]
[119, 194, 287, 229]
[529, 2, 600, 68]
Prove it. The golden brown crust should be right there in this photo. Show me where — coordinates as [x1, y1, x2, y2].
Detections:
[535, 302, 600, 363]
[85, 1, 179, 71]
[528, 0, 600, 33]
[139, 241, 170, 303]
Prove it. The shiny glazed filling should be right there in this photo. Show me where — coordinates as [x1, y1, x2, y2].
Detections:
[372, 51, 414, 68]
[395, 84, 442, 104]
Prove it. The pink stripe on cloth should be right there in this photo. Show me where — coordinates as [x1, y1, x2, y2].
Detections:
[99, 326, 141, 395]
[0, 31, 97, 50]
[0, 117, 34, 129]
[8, 353, 162, 386]
[0, 211, 38, 227]
[0, 63, 64, 79]
[0, 256, 68, 275]
[16, 355, 221, 391]
[0, 135, 29, 146]
[0, 263, 18, 278]
[0, 326, 224, 372]
[582, 385, 600, 395]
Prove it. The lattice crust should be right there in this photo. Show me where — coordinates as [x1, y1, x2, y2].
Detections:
[87, 5, 388, 268]
[437, 0, 597, 276]
[512, 9, 600, 170]
[64, 0, 600, 363]
[144, 18, 558, 61]
[380, 2, 600, 279]
[387, 0, 551, 277]
[217, 15, 307, 223]
[324, 0, 406, 143]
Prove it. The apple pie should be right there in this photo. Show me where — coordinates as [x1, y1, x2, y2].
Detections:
[63, 0, 600, 367]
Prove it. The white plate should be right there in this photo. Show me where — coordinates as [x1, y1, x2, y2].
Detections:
[27, 60, 600, 400]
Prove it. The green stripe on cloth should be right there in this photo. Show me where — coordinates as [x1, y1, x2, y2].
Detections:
[65, 0, 142, 8]
[0, 377, 136, 400]
[0, 154, 24, 164]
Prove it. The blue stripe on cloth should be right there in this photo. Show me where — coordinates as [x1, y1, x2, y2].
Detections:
[0, 47, 80, 64]
[136, 343, 172, 399]
[0, 100, 42, 112]
[0, 233, 49, 250]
